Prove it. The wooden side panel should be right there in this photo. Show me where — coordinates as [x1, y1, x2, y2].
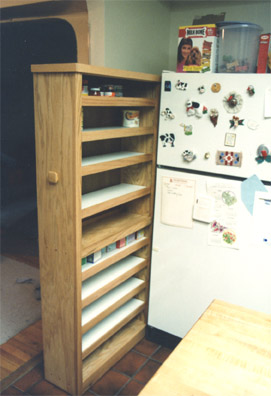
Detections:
[33, 72, 82, 394]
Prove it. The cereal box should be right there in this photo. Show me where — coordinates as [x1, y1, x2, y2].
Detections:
[177, 24, 217, 73]
[257, 33, 271, 73]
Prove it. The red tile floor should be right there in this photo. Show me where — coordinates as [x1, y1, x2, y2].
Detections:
[2, 338, 172, 396]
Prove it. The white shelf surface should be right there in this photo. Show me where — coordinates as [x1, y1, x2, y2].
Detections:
[81, 184, 146, 210]
[81, 237, 147, 273]
[82, 298, 144, 353]
[82, 277, 144, 326]
[81, 256, 145, 300]
[82, 151, 143, 167]
[82, 126, 125, 132]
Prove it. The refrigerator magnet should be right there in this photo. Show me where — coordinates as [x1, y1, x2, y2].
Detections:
[175, 80, 187, 90]
[211, 82, 221, 93]
[180, 123, 193, 135]
[160, 107, 175, 120]
[229, 116, 244, 129]
[182, 149, 196, 162]
[210, 108, 219, 127]
[223, 92, 243, 113]
[164, 80, 171, 91]
[198, 85, 205, 94]
[247, 85, 255, 96]
[185, 99, 208, 118]
[224, 133, 236, 147]
[160, 133, 175, 147]
[255, 144, 271, 163]
[216, 150, 242, 167]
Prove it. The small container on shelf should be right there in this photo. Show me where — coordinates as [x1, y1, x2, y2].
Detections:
[122, 110, 140, 128]
[126, 233, 136, 245]
[87, 250, 102, 263]
[114, 85, 124, 97]
[89, 88, 101, 96]
[136, 229, 144, 240]
[82, 79, 89, 96]
[106, 242, 117, 252]
[116, 238, 126, 248]
[103, 85, 116, 96]
[81, 257, 87, 265]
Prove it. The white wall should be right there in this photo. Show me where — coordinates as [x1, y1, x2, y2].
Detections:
[87, 0, 271, 74]
[104, 0, 171, 74]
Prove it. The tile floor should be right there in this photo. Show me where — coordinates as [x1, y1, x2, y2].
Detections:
[2, 338, 172, 396]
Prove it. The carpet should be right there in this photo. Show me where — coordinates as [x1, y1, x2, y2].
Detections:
[0, 255, 41, 345]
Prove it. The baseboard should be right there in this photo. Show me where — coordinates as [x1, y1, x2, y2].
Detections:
[146, 325, 182, 350]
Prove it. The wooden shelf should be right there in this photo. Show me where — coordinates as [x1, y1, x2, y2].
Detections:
[82, 212, 152, 258]
[82, 127, 154, 142]
[82, 277, 145, 334]
[82, 298, 145, 359]
[81, 236, 149, 281]
[31, 63, 161, 83]
[82, 318, 145, 390]
[81, 152, 152, 176]
[32, 63, 159, 395]
[82, 96, 156, 107]
[81, 184, 151, 219]
[81, 256, 147, 308]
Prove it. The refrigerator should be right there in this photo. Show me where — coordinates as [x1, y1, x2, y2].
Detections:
[148, 72, 271, 338]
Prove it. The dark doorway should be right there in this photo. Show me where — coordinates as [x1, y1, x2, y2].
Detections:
[1, 18, 77, 264]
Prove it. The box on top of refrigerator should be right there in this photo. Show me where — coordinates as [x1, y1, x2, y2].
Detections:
[257, 33, 271, 73]
[177, 24, 217, 73]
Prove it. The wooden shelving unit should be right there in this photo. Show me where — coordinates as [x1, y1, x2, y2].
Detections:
[31, 63, 160, 394]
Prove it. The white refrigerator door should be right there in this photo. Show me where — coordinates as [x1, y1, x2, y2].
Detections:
[158, 72, 271, 182]
[148, 168, 271, 338]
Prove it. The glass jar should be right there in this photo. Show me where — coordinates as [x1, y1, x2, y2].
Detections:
[89, 88, 101, 96]
[103, 85, 115, 96]
[114, 85, 123, 97]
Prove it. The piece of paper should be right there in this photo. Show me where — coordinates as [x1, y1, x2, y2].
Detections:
[207, 182, 240, 249]
[161, 176, 195, 228]
[253, 191, 271, 247]
[193, 195, 215, 223]
[264, 87, 271, 118]
[241, 175, 267, 215]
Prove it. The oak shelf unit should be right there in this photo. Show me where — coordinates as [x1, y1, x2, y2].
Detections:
[31, 63, 160, 394]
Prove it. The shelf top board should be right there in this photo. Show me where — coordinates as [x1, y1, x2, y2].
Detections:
[31, 63, 161, 83]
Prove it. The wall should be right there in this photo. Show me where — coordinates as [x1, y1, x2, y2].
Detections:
[104, 0, 171, 74]
[87, 0, 171, 74]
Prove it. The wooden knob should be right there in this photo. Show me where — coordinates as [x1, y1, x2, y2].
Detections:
[48, 171, 59, 184]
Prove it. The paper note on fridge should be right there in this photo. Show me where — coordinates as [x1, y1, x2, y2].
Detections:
[264, 87, 271, 118]
[161, 176, 195, 228]
[253, 191, 271, 246]
[193, 195, 215, 223]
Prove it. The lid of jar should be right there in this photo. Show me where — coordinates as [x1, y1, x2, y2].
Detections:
[216, 21, 262, 31]
[90, 87, 101, 91]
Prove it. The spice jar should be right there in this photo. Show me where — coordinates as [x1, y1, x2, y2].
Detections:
[82, 80, 89, 96]
[89, 88, 101, 96]
[103, 85, 115, 96]
[114, 85, 123, 97]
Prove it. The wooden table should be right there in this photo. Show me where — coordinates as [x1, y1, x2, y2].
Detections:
[139, 300, 271, 396]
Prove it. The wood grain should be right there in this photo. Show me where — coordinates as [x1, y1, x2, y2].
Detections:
[31, 63, 161, 82]
[33, 72, 82, 394]
[139, 300, 271, 396]
[82, 212, 151, 257]
[0, 320, 43, 392]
